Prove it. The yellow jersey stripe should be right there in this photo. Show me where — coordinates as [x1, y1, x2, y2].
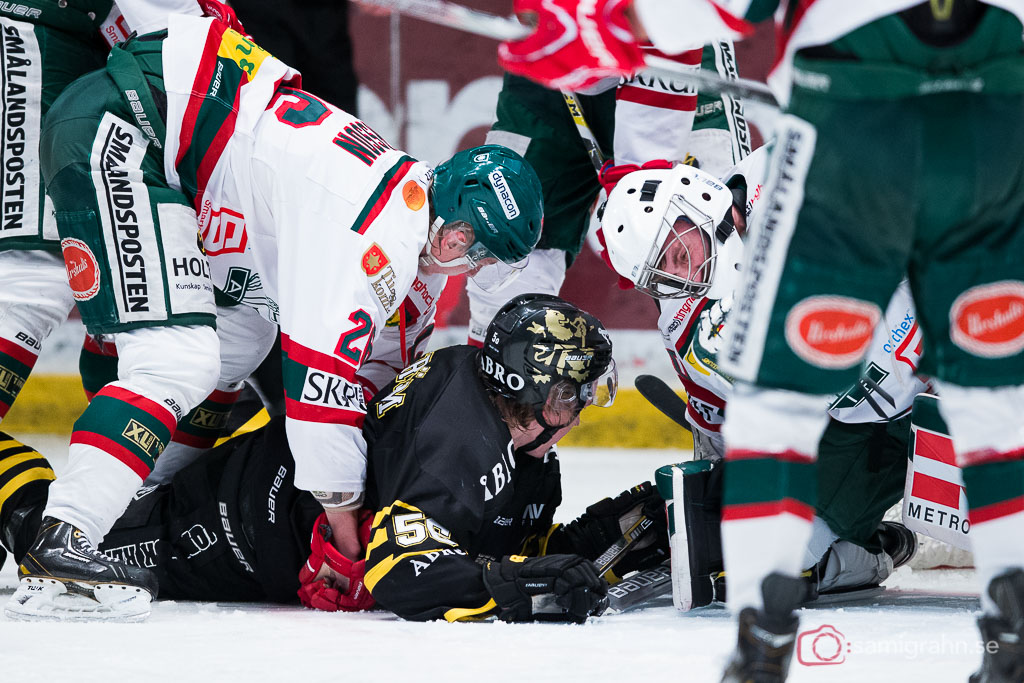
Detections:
[0, 467, 55, 517]
[444, 598, 497, 623]
[214, 408, 270, 447]
[0, 451, 48, 478]
[364, 548, 440, 592]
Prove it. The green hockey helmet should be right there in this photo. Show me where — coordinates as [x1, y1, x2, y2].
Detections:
[426, 145, 544, 291]
[479, 293, 617, 428]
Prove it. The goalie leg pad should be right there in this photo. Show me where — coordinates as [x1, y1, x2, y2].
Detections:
[655, 460, 723, 611]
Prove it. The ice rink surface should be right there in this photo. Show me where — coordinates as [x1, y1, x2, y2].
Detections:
[0, 439, 985, 682]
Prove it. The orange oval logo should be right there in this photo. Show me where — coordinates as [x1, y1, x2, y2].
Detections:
[61, 238, 101, 301]
[950, 281, 1024, 358]
[403, 181, 425, 211]
[785, 296, 880, 369]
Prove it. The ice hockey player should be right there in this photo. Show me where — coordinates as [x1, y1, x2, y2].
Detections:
[599, 157, 921, 609]
[7, 14, 544, 621]
[0, 0, 242, 424]
[359, 293, 668, 621]
[500, 1, 1024, 679]
[466, 41, 751, 345]
[0, 295, 669, 621]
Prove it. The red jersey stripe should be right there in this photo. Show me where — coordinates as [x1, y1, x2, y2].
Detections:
[616, 87, 698, 111]
[722, 498, 815, 522]
[71, 431, 151, 479]
[93, 385, 178, 433]
[281, 334, 359, 380]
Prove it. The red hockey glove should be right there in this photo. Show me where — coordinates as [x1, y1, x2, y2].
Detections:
[598, 158, 674, 194]
[197, 0, 247, 34]
[498, 0, 645, 92]
[297, 512, 375, 612]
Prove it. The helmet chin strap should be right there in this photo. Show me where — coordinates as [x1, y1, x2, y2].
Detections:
[515, 404, 579, 456]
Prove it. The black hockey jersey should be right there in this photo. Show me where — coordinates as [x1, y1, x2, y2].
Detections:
[362, 345, 562, 622]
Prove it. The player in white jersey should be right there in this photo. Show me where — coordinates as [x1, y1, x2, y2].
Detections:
[599, 155, 922, 607]
[5, 14, 544, 622]
[466, 43, 750, 347]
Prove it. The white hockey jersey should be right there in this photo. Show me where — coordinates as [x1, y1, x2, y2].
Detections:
[158, 15, 435, 493]
[659, 146, 928, 456]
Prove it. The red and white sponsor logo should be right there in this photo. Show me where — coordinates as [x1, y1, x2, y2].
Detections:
[784, 296, 881, 369]
[910, 428, 964, 510]
[950, 281, 1024, 358]
[61, 238, 101, 301]
[199, 204, 248, 256]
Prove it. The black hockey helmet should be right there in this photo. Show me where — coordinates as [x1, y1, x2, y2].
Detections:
[478, 293, 617, 425]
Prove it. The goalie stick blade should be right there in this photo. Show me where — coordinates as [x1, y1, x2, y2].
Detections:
[635, 375, 690, 432]
[605, 564, 673, 614]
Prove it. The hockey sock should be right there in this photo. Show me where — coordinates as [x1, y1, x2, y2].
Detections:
[961, 455, 1024, 615]
[0, 432, 54, 559]
[44, 384, 177, 543]
[0, 337, 37, 421]
[79, 334, 119, 401]
[169, 388, 241, 449]
[934, 381, 1024, 615]
[720, 386, 829, 612]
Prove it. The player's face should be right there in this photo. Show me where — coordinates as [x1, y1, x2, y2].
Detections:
[420, 222, 477, 275]
[656, 216, 711, 282]
[511, 410, 582, 458]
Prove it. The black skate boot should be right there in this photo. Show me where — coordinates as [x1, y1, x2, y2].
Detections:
[4, 517, 158, 622]
[721, 573, 808, 683]
[876, 521, 917, 569]
[970, 569, 1024, 683]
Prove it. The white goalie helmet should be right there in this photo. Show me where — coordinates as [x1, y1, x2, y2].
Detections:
[601, 164, 738, 300]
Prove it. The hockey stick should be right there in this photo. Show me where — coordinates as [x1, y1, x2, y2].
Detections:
[605, 563, 672, 613]
[635, 374, 691, 432]
[561, 92, 606, 172]
[594, 514, 654, 579]
[355, 0, 780, 108]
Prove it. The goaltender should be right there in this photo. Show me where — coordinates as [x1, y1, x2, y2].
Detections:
[2, 295, 667, 622]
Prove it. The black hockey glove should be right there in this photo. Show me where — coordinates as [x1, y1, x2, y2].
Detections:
[556, 481, 669, 578]
[482, 554, 608, 624]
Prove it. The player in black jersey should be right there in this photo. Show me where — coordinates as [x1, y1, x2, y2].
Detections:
[0, 294, 668, 621]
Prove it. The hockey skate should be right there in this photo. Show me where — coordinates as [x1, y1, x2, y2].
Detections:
[721, 573, 808, 683]
[5, 517, 158, 622]
[876, 521, 917, 569]
[970, 569, 1024, 683]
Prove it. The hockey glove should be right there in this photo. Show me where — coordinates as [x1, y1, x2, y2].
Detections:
[483, 554, 608, 623]
[498, 0, 645, 92]
[557, 481, 668, 579]
[297, 512, 375, 612]
[598, 159, 673, 195]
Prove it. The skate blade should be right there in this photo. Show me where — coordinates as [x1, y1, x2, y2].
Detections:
[4, 576, 153, 622]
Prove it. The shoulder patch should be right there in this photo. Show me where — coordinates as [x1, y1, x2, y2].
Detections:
[361, 243, 390, 276]
[402, 181, 425, 211]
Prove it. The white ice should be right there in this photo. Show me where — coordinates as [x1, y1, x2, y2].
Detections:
[0, 439, 984, 682]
